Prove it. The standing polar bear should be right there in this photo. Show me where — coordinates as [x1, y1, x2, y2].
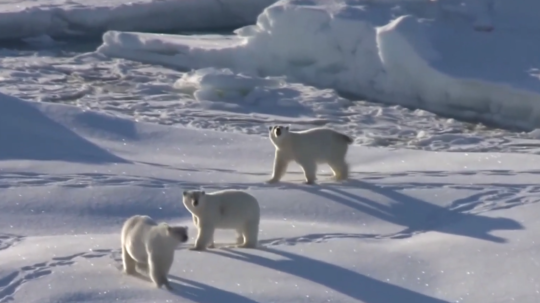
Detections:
[267, 126, 353, 184]
[121, 215, 189, 290]
[182, 189, 260, 250]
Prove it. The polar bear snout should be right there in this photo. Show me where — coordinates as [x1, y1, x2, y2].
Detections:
[168, 226, 189, 243]
[268, 125, 289, 138]
[183, 190, 205, 208]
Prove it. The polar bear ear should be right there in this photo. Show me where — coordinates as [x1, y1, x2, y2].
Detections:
[268, 126, 273, 131]
[183, 190, 188, 196]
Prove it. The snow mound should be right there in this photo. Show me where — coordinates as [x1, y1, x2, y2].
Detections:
[0, 0, 277, 41]
[0, 92, 128, 163]
[98, 0, 540, 131]
[173, 67, 351, 120]
[175, 67, 284, 103]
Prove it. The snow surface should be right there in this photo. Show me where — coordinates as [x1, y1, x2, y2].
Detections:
[0, 0, 277, 41]
[2, 87, 540, 302]
[2, 1, 540, 301]
[97, 0, 540, 131]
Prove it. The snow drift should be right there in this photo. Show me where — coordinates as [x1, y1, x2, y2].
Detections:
[98, 0, 540, 131]
[173, 67, 351, 118]
[0, 0, 277, 41]
[0, 92, 129, 163]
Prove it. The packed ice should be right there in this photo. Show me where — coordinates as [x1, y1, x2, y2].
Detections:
[99, 0, 540, 131]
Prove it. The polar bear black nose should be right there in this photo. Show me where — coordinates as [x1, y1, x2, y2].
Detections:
[193, 199, 199, 206]
[275, 128, 281, 136]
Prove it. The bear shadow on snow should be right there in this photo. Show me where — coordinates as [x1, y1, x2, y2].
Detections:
[290, 179, 523, 243]
[124, 271, 259, 303]
[209, 247, 451, 303]
[169, 275, 260, 303]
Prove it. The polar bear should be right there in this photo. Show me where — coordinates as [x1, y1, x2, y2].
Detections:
[182, 189, 260, 250]
[267, 125, 353, 184]
[121, 215, 188, 290]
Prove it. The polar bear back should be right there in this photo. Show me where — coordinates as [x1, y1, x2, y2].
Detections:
[287, 128, 350, 162]
[121, 215, 175, 263]
[201, 190, 260, 229]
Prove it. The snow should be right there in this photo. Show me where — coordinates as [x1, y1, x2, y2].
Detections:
[98, 0, 540, 131]
[3, 0, 540, 156]
[11, 49, 534, 155]
[5, 50, 540, 156]
[1, 0, 540, 301]
[2, 85, 540, 303]
[0, 0, 277, 41]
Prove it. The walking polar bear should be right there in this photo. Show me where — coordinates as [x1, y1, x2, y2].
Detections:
[182, 189, 260, 250]
[267, 125, 353, 184]
[121, 215, 189, 290]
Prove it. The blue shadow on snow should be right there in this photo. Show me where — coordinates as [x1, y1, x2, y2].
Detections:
[296, 179, 523, 243]
[210, 248, 451, 303]
[169, 275, 260, 303]
[0, 94, 129, 163]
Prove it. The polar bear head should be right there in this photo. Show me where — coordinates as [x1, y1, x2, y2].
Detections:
[182, 190, 206, 214]
[166, 225, 189, 243]
[268, 125, 290, 147]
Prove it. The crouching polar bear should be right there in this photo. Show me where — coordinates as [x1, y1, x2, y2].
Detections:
[182, 189, 260, 250]
[121, 215, 189, 290]
[267, 125, 353, 184]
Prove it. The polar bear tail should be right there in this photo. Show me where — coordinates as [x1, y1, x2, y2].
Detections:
[340, 133, 354, 145]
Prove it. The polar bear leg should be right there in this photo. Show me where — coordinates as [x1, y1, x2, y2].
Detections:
[148, 254, 172, 290]
[328, 158, 349, 181]
[193, 216, 214, 248]
[267, 151, 289, 183]
[208, 234, 215, 248]
[235, 229, 245, 245]
[122, 246, 136, 275]
[136, 262, 148, 273]
[191, 224, 215, 251]
[298, 159, 317, 184]
[238, 220, 259, 248]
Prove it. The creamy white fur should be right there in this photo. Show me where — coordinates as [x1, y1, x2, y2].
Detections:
[121, 215, 188, 290]
[182, 189, 260, 250]
[267, 126, 353, 184]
